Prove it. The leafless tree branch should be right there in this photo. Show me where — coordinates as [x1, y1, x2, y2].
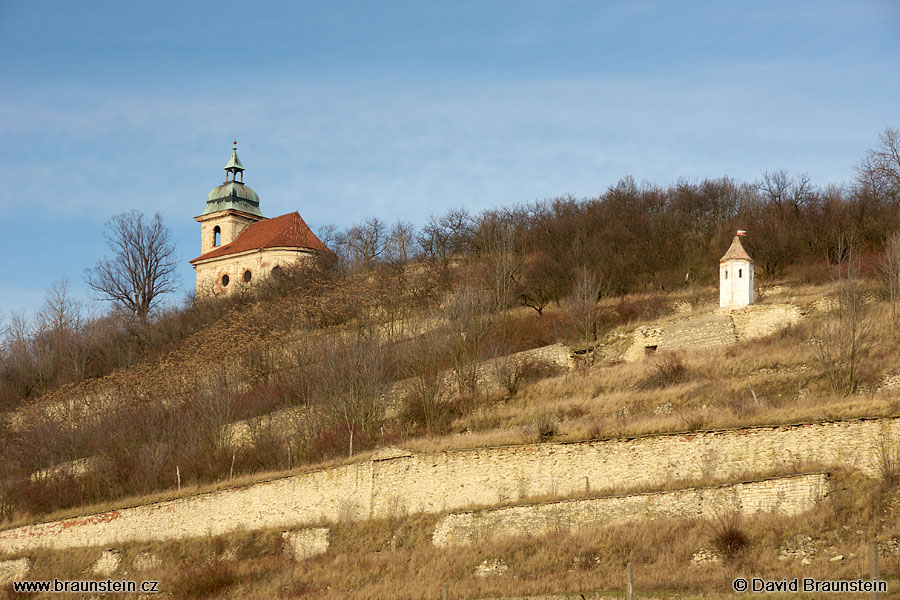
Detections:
[84, 210, 177, 320]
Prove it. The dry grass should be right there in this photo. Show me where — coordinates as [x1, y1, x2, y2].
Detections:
[446, 293, 900, 445]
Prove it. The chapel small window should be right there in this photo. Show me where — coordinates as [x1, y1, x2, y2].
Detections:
[724, 270, 728, 280]
[739, 268, 743, 278]
[222, 274, 230, 286]
[243, 270, 252, 283]
[214, 226, 221, 247]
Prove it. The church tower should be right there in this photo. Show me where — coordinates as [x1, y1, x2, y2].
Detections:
[194, 141, 265, 256]
[719, 232, 754, 309]
[190, 142, 332, 296]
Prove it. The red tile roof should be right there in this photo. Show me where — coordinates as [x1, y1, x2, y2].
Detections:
[720, 236, 753, 262]
[191, 212, 330, 263]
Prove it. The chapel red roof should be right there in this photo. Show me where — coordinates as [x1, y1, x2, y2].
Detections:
[190, 212, 330, 263]
[719, 235, 753, 262]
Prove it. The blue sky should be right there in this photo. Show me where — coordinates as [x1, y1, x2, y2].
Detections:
[1, 0, 898, 318]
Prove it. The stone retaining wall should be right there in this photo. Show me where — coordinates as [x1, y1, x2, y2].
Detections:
[432, 473, 829, 547]
[731, 304, 803, 341]
[625, 304, 802, 361]
[1, 416, 896, 555]
[282, 527, 330, 561]
[0, 558, 30, 584]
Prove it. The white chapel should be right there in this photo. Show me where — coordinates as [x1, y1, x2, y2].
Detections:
[719, 233, 754, 309]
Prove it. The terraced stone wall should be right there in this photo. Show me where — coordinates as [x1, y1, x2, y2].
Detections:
[432, 473, 829, 547]
[625, 304, 802, 361]
[1, 416, 896, 555]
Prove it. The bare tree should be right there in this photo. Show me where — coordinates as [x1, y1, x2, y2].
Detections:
[518, 251, 567, 316]
[476, 216, 522, 310]
[813, 238, 874, 396]
[36, 279, 82, 333]
[314, 334, 391, 457]
[444, 284, 494, 395]
[417, 208, 474, 262]
[758, 170, 813, 216]
[565, 268, 606, 362]
[335, 217, 388, 272]
[403, 328, 452, 432]
[0, 311, 41, 398]
[857, 127, 900, 203]
[85, 211, 177, 320]
[880, 232, 900, 334]
[34, 279, 86, 384]
[384, 220, 417, 267]
[316, 224, 339, 249]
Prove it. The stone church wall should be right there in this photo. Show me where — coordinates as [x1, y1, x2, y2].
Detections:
[194, 247, 318, 296]
[1, 416, 896, 555]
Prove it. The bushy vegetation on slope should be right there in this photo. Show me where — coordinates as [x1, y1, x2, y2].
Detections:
[1, 129, 899, 524]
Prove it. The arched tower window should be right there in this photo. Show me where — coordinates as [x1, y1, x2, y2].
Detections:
[214, 226, 221, 247]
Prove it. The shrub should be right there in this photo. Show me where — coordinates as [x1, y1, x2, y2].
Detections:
[532, 412, 557, 441]
[400, 389, 456, 435]
[876, 433, 900, 487]
[492, 355, 530, 397]
[18, 475, 84, 516]
[0, 483, 16, 523]
[640, 353, 687, 389]
[608, 294, 672, 326]
[710, 510, 749, 561]
[169, 560, 239, 599]
[306, 424, 377, 463]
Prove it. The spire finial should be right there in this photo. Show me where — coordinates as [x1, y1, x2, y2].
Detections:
[224, 140, 245, 182]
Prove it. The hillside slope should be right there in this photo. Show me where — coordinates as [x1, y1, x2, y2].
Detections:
[3, 273, 900, 598]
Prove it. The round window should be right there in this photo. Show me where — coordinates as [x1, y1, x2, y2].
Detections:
[222, 274, 230, 286]
[243, 270, 252, 283]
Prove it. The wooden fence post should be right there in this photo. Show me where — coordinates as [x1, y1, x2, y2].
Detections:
[442, 582, 449, 600]
[870, 540, 881, 600]
[626, 561, 634, 600]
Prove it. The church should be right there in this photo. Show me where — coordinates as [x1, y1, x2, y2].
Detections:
[190, 143, 330, 295]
